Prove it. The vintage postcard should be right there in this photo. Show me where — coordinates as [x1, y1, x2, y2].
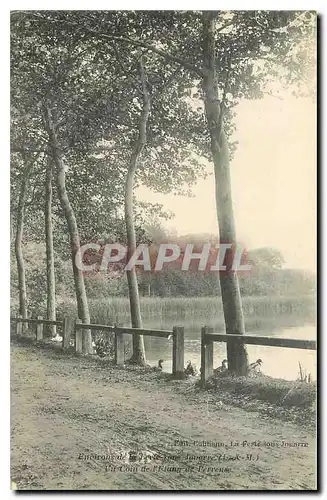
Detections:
[10, 9, 317, 491]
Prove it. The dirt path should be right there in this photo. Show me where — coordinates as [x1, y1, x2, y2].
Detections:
[11, 342, 316, 490]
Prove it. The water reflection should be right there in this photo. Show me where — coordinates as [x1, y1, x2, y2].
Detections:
[139, 320, 316, 381]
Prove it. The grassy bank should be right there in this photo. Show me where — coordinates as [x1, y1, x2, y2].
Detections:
[203, 371, 316, 429]
[206, 371, 316, 407]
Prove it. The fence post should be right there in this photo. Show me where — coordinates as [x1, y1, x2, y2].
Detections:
[36, 316, 43, 341]
[63, 317, 73, 350]
[75, 318, 83, 353]
[201, 326, 214, 385]
[16, 314, 22, 336]
[172, 326, 184, 379]
[114, 330, 125, 365]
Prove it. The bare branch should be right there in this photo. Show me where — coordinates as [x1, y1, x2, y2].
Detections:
[263, 90, 284, 100]
[216, 18, 236, 34]
[93, 32, 203, 76]
[12, 147, 48, 153]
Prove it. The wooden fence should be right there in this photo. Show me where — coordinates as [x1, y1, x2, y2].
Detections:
[200, 326, 317, 384]
[11, 315, 184, 379]
[12, 315, 316, 384]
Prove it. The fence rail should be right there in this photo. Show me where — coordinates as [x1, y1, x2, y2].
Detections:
[201, 327, 317, 384]
[75, 322, 114, 332]
[11, 317, 63, 327]
[114, 327, 172, 339]
[11, 315, 184, 379]
[203, 333, 316, 350]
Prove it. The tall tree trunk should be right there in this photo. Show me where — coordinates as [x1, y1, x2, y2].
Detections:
[44, 105, 92, 354]
[10, 213, 14, 244]
[15, 159, 31, 326]
[125, 60, 150, 365]
[125, 170, 145, 364]
[45, 156, 56, 337]
[202, 12, 248, 375]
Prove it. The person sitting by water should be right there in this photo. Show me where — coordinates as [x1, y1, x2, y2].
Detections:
[249, 359, 263, 372]
[184, 360, 198, 376]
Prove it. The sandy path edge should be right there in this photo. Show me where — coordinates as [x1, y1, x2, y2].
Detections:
[11, 343, 317, 490]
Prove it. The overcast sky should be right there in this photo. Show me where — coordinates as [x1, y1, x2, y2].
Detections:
[136, 90, 316, 272]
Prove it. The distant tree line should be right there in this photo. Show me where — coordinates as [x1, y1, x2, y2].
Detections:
[11, 237, 316, 316]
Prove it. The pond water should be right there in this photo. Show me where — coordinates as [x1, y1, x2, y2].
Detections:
[137, 319, 317, 381]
